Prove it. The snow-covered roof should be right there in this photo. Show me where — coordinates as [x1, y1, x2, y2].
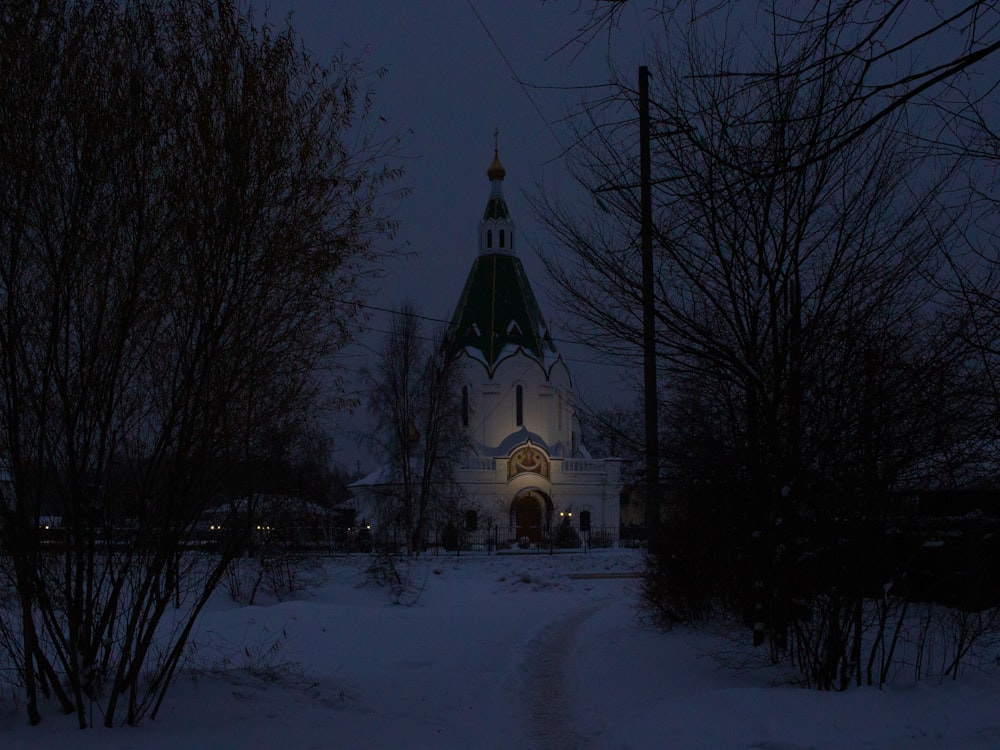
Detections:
[472, 427, 574, 459]
[348, 464, 395, 489]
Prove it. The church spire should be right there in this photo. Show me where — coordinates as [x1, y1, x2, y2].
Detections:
[450, 140, 559, 377]
[480, 133, 513, 254]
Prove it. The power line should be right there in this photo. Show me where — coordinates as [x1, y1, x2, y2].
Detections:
[347, 5, 630, 372]
[359, 322, 623, 372]
[352, 299, 633, 370]
[464, 0, 563, 148]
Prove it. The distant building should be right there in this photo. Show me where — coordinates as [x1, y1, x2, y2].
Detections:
[445, 148, 621, 544]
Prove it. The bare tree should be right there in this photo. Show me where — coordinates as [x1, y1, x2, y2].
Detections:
[569, 1, 1000, 167]
[537, 0, 987, 685]
[366, 303, 468, 554]
[934, 39, 1000, 455]
[580, 402, 644, 472]
[0, 0, 401, 726]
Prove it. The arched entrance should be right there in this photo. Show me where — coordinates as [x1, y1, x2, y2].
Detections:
[511, 490, 552, 544]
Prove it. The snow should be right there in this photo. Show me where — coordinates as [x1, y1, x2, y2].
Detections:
[3, 549, 1000, 749]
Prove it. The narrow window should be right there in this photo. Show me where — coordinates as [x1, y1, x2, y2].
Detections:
[515, 385, 523, 426]
[580, 510, 591, 532]
[499, 229, 505, 248]
[465, 510, 478, 532]
[462, 386, 469, 426]
[487, 229, 492, 248]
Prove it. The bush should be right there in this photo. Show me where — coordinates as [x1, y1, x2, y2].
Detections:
[224, 553, 327, 605]
[364, 552, 428, 606]
[586, 529, 615, 548]
[552, 521, 582, 549]
[441, 523, 459, 552]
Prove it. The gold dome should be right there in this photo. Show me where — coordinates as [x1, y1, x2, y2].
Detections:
[487, 150, 506, 181]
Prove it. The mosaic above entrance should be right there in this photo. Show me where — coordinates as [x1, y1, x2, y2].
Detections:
[507, 444, 549, 480]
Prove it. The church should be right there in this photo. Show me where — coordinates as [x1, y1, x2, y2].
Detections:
[353, 147, 621, 548]
[444, 148, 621, 546]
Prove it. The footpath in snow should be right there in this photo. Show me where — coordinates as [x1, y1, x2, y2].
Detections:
[3, 549, 1000, 749]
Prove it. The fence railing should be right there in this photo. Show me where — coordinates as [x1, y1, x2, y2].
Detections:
[13, 522, 648, 557]
[358, 525, 633, 555]
[456, 456, 497, 471]
[561, 459, 609, 473]
[455, 457, 612, 473]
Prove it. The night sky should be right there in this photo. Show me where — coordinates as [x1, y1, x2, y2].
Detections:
[265, 2, 649, 423]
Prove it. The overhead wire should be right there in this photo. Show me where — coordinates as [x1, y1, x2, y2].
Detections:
[350, 299, 634, 370]
[457, 1, 638, 372]
[463, 0, 564, 149]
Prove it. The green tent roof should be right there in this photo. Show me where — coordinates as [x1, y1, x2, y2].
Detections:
[447, 252, 560, 378]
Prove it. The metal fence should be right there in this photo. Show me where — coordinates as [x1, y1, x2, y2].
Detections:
[12, 522, 648, 557]
[359, 525, 637, 556]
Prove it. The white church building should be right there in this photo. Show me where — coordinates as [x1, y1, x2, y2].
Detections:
[446, 149, 621, 545]
[353, 148, 621, 547]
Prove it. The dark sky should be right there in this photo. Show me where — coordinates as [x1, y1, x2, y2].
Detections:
[265, 2, 650, 425]
[258, 3, 992, 470]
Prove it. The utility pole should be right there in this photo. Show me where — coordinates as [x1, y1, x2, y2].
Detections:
[639, 66, 660, 551]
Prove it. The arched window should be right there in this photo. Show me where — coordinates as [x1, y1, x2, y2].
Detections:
[515, 385, 523, 426]
[580, 510, 591, 532]
[461, 386, 469, 427]
[499, 229, 505, 248]
[486, 229, 492, 248]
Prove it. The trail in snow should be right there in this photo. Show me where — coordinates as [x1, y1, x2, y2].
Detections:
[519, 594, 617, 750]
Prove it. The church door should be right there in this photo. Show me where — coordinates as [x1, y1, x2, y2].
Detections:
[512, 492, 543, 543]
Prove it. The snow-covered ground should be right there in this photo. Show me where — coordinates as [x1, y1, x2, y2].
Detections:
[3, 548, 1000, 749]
